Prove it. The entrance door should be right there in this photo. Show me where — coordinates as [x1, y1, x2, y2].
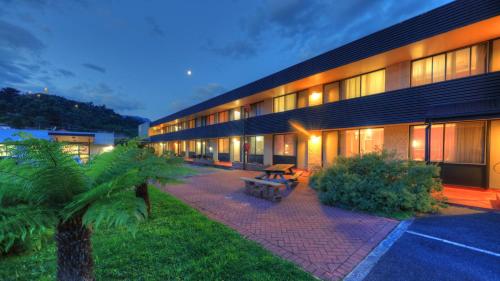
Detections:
[231, 137, 241, 162]
[489, 120, 500, 189]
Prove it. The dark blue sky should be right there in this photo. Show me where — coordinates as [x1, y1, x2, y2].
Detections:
[0, 0, 452, 120]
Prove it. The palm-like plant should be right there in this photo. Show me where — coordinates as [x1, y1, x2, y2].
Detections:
[87, 140, 186, 216]
[0, 138, 148, 281]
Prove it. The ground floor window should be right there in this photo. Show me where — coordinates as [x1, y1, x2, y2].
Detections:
[246, 136, 264, 155]
[410, 121, 486, 164]
[62, 144, 90, 163]
[0, 144, 13, 157]
[340, 128, 384, 157]
[410, 125, 426, 161]
[273, 134, 296, 156]
[218, 138, 229, 153]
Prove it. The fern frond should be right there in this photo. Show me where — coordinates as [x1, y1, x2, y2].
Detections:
[0, 205, 56, 252]
[82, 192, 147, 233]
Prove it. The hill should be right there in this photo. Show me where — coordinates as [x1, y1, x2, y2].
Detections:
[0, 87, 146, 137]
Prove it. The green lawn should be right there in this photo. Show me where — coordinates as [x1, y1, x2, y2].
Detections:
[0, 187, 315, 281]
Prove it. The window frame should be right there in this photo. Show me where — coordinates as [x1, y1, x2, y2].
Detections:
[273, 133, 297, 156]
[340, 68, 386, 100]
[273, 93, 297, 113]
[410, 41, 489, 87]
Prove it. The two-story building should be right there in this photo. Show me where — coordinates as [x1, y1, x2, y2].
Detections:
[147, 0, 500, 190]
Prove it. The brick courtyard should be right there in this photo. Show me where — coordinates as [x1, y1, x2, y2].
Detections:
[160, 168, 398, 280]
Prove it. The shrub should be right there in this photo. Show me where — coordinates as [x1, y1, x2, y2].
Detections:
[310, 151, 445, 217]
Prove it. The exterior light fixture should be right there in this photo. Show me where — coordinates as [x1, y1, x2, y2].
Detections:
[187, 70, 192, 76]
[310, 135, 321, 144]
[310, 92, 321, 101]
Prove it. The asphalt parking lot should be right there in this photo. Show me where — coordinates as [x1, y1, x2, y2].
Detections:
[364, 206, 500, 281]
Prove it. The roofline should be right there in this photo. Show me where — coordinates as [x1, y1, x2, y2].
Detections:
[152, 0, 500, 126]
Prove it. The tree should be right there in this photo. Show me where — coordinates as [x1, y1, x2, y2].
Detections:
[0, 138, 148, 281]
[86, 140, 186, 216]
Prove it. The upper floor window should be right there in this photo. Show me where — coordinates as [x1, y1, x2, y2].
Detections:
[273, 93, 296, 113]
[323, 82, 340, 103]
[230, 108, 241, 121]
[411, 43, 486, 86]
[250, 102, 264, 117]
[492, 39, 500, 72]
[341, 70, 385, 100]
[218, 111, 229, 123]
[188, 119, 195, 129]
[207, 114, 216, 125]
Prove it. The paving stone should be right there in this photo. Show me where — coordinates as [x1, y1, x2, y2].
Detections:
[161, 169, 397, 281]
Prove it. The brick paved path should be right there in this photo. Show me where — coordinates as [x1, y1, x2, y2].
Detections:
[161, 169, 397, 281]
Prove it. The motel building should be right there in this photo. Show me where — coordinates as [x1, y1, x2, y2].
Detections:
[146, 0, 500, 190]
[0, 126, 115, 163]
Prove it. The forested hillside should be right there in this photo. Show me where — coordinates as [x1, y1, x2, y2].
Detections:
[0, 87, 146, 137]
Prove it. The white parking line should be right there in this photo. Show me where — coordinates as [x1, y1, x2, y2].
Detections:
[406, 230, 500, 258]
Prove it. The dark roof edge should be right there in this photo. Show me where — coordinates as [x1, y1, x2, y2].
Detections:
[152, 0, 500, 126]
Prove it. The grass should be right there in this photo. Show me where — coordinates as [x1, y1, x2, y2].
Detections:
[0, 186, 315, 281]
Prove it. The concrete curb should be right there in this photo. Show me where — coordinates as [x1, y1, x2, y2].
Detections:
[343, 219, 413, 281]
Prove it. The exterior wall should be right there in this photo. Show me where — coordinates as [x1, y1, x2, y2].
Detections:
[264, 134, 273, 165]
[489, 120, 500, 189]
[385, 61, 411, 91]
[383, 125, 409, 160]
[261, 98, 273, 115]
[297, 134, 307, 169]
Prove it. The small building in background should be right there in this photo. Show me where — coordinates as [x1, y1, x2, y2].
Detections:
[0, 126, 114, 162]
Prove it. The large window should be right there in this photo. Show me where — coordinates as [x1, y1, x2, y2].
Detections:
[340, 128, 384, 157]
[273, 93, 296, 113]
[341, 70, 385, 100]
[218, 138, 229, 153]
[247, 136, 264, 155]
[189, 140, 196, 153]
[323, 82, 339, 103]
[273, 134, 296, 156]
[492, 39, 500, 72]
[250, 102, 263, 117]
[411, 43, 487, 86]
[428, 122, 485, 164]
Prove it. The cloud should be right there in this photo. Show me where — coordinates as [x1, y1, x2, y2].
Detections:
[145, 16, 165, 37]
[57, 68, 75, 78]
[82, 63, 106, 73]
[67, 82, 143, 112]
[168, 83, 227, 112]
[208, 0, 451, 59]
[0, 19, 45, 52]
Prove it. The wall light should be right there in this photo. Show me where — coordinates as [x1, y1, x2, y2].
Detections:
[310, 135, 321, 145]
[310, 92, 321, 101]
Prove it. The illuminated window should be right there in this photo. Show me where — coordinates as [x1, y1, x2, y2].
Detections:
[273, 134, 296, 156]
[340, 128, 384, 157]
[207, 114, 216, 125]
[410, 125, 426, 161]
[341, 76, 360, 99]
[361, 70, 385, 97]
[218, 111, 229, 123]
[230, 108, 241, 121]
[0, 144, 13, 157]
[247, 136, 264, 155]
[429, 122, 485, 164]
[470, 43, 487, 76]
[273, 93, 296, 113]
[446, 47, 471, 80]
[218, 138, 230, 153]
[491, 39, 500, 72]
[323, 82, 339, 103]
[411, 57, 432, 86]
[189, 140, 196, 152]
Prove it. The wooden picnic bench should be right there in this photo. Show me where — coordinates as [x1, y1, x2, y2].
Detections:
[256, 164, 302, 188]
[240, 177, 285, 202]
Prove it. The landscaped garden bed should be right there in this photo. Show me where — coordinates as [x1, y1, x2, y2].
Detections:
[310, 151, 446, 219]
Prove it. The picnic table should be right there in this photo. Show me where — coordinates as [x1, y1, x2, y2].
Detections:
[256, 164, 300, 188]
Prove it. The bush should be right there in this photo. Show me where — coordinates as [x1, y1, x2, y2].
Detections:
[310, 151, 445, 217]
